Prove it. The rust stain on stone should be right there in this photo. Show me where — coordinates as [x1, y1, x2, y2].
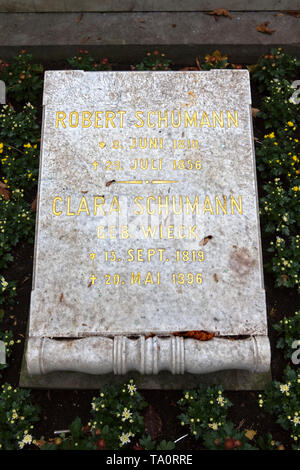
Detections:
[229, 247, 256, 276]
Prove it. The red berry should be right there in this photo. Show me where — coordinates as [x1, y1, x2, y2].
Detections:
[224, 437, 234, 450]
[96, 438, 106, 450]
[133, 443, 143, 450]
[233, 439, 242, 448]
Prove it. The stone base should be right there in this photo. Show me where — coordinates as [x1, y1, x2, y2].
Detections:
[19, 352, 271, 390]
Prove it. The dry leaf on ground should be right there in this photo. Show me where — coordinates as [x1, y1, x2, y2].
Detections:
[257, 21, 275, 34]
[31, 195, 37, 211]
[252, 108, 260, 118]
[0, 183, 10, 200]
[172, 331, 215, 341]
[280, 10, 300, 17]
[179, 67, 199, 71]
[245, 429, 257, 440]
[76, 12, 84, 23]
[206, 9, 232, 19]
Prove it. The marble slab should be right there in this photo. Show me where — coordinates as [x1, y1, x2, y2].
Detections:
[25, 70, 270, 381]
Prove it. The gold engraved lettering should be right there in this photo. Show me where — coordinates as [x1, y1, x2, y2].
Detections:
[212, 110, 224, 128]
[82, 111, 92, 128]
[147, 111, 155, 128]
[202, 196, 214, 215]
[171, 110, 181, 128]
[67, 196, 75, 216]
[94, 196, 105, 216]
[227, 110, 239, 128]
[199, 111, 211, 128]
[184, 111, 197, 127]
[77, 196, 90, 216]
[95, 111, 103, 128]
[134, 111, 144, 128]
[105, 111, 116, 128]
[55, 111, 66, 128]
[52, 196, 62, 215]
[69, 111, 79, 128]
[231, 195, 243, 214]
[215, 195, 227, 215]
[158, 111, 168, 128]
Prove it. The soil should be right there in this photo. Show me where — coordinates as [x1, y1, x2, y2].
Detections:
[0, 57, 300, 450]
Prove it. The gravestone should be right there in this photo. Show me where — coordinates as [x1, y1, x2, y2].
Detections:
[22, 70, 271, 389]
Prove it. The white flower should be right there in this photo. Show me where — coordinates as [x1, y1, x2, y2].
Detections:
[18, 441, 25, 449]
[119, 432, 131, 446]
[279, 384, 290, 394]
[22, 434, 32, 445]
[208, 422, 219, 430]
[127, 383, 137, 395]
[121, 407, 132, 422]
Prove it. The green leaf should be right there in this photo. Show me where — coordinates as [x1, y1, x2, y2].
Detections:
[70, 416, 82, 441]
[157, 440, 175, 450]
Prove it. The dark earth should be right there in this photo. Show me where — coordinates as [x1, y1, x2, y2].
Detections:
[1, 57, 300, 450]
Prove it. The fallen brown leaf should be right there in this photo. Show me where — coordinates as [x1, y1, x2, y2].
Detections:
[77, 12, 84, 23]
[0, 185, 10, 200]
[145, 333, 155, 339]
[35, 439, 46, 448]
[280, 10, 300, 17]
[207, 8, 232, 19]
[269, 307, 277, 317]
[173, 331, 215, 341]
[81, 36, 90, 44]
[257, 21, 275, 34]
[213, 273, 219, 283]
[31, 195, 37, 211]
[106, 180, 116, 187]
[22, 275, 31, 284]
[245, 429, 257, 440]
[144, 405, 162, 440]
[199, 235, 213, 246]
[59, 293, 63, 302]
[247, 64, 259, 73]
[179, 66, 199, 71]
[252, 107, 260, 118]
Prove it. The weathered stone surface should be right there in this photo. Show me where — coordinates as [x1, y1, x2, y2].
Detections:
[26, 70, 270, 380]
[0, 340, 5, 365]
[0, 0, 299, 11]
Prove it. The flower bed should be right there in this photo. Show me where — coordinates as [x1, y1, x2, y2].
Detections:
[0, 48, 299, 451]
